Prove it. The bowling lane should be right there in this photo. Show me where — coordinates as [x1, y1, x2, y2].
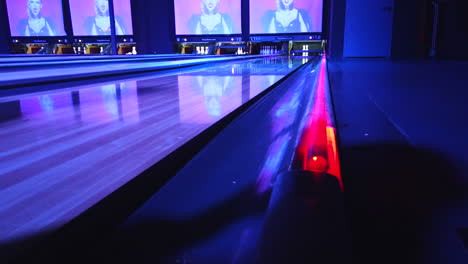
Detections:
[0, 55, 262, 88]
[0, 54, 190, 63]
[0, 56, 308, 244]
[111, 57, 323, 264]
[0, 54, 208, 69]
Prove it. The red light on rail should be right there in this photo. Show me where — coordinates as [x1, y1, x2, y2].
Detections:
[307, 155, 328, 173]
[291, 56, 344, 191]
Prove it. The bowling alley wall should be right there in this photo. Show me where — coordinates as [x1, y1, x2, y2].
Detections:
[1, 0, 468, 58]
[129, 0, 329, 54]
[130, 0, 468, 58]
[0, 0, 327, 55]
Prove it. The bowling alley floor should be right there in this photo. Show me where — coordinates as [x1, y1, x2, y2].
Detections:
[328, 58, 468, 264]
[0, 56, 311, 260]
[3, 55, 468, 263]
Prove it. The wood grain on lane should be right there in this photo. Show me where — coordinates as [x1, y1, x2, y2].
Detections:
[0, 56, 305, 242]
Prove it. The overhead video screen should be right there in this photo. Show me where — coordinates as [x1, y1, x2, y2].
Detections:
[69, 0, 134, 36]
[174, 0, 242, 35]
[6, 0, 66, 37]
[249, 0, 323, 34]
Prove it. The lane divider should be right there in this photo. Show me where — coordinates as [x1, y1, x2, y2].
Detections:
[291, 54, 343, 190]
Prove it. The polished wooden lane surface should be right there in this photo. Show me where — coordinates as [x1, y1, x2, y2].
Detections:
[0, 54, 192, 64]
[0, 55, 261, 87]
[0, 54, 206, 70]
[0, 56, 306, 242]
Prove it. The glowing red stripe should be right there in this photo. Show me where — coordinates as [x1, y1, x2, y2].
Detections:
[326, 126, 343, 190]
[295, 55, 343, 190]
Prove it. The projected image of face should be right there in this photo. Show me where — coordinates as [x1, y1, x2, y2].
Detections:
[83, 0, 126, 35]
[28, 0, 42, 17]
[261, 0, 311, 33]
[280, 0, 293, 10]
[249, 0, 322, 34]
[6, 0, 66, 37]
[18, 0, 57, 36]
[174, 0, 241, 35]
[95, 0, 109, 16]
[187, 0, 235, 34]
[68, 0, 133, 36]
[203, 0, 219, 13]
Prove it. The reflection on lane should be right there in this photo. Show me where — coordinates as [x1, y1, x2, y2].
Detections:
[256, 71, 309, 193]
[249, 75, 283, 99]
[178, 75, 242, 124]
[78, 82, 140, 123]
[0, 56, 309, 243]
[20, 92, 74, 118]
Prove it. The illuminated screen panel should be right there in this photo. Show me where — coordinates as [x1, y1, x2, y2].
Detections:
[6, 0, 66, 37]
[69, 0, 134, 36]
[249, 0, 323, 34]
[174, 0, 242, 35]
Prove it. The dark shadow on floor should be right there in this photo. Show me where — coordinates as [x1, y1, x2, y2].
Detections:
[457, 228, 468, 250]
[1, 144, 460, 264]
[259, 171, 350, 264]
[341, 144, 462, 264]
[107, 184, 271, 264]
[0, 184, 271, 264]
